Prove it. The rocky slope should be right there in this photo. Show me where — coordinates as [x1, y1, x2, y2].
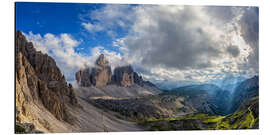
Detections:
[77, 84, 161, 100]
[89, 95, 194, 121]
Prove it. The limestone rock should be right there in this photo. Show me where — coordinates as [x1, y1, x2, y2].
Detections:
[95, 54, 108, 67]
[75, 68, 91, 87]
[75, 54, 158, 88]
[89, 54, 112, 87]
[75, 54, 112, 87]
[133, 72, 143, 86]
[90, 66, 112, 87]
[16, 30, 78, 124]
[112, 65, 134, 87]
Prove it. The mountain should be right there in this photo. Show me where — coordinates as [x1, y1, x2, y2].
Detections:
[16, 30, 79, 132]
[171, 84, 223, 94]
[76, 56, 157, 88]
[155, 80, 200, 90]
[76, 54, 112, 87]
[166, 84, 232, 115]
[229, 76, 259, 113]
[215, 76, 245, 92]
[75, 55, 161, 99]
[166, 76, 259, 116]
[15, 31, 146, 133]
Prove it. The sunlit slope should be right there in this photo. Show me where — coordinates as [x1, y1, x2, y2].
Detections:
[141, 96, 258, 130]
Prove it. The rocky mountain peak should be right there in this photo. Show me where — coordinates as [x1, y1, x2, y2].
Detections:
[75, 68, 91, 87]
[112, 65, 134, 87]
[75, 54, 112, 87]
[75, 54, 157, 88]
[16, 30, 78, 124]
[95, 54, 109, 67]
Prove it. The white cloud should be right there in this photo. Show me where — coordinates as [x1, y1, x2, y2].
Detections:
[81, 22, 104, 33]
[23, 32, 123, 82]
[80, 4, 135, 37]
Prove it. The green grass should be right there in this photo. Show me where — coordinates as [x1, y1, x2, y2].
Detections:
[141, 107, 258, 131]
[216, 108, 256, 129]
[15, 124, 25, 133]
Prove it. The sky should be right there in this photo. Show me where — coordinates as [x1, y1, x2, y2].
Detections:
[16, 2, 259, 89]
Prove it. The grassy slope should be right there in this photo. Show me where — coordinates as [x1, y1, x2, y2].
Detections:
[141, 97, 258, 131]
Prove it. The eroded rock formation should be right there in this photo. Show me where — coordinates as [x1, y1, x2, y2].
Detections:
[76, 68, 91, 87]
[75, 54, 112, 87]
[75, 55, 158, 88]
[16, 30, 78, 124]
[112, 65, 134, 87]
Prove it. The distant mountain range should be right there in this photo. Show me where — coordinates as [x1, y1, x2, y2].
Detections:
[165, 76, 258, 115]
[229, 75, 259, 113]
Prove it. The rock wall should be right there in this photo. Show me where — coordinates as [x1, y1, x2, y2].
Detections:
[76, 68, 91, 87]
[16, 30, 78, 123]
[112, 65, 134, 87]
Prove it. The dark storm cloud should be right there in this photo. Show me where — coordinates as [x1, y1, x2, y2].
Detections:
[227, 45, 240, 57]
[240, 7, 259, 49]
[203, 6, 239, 24]
[123, 6, 221, 70]
[239, 7, 259, 72]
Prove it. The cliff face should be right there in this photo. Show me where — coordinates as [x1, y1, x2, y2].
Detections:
[90, 54, 112, 87]
[75, 54, 112, 87]
[76, 68, 91, 87]
[112, 65, 134, 87]
[16, 30, 78, 124]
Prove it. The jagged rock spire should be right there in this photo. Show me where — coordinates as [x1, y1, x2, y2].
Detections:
[75, 54, 156, 88]
[95, 54, 109, 67]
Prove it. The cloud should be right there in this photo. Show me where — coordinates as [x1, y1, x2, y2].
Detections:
[109, 5, 258, 85]
[81, 22, 104, 33]
[80, 4, 135, 37]
[238, 7, 259, 73]
[203, 6, 242, 25]
[227, 45, 240, 57]
[117, 6, 229, 71]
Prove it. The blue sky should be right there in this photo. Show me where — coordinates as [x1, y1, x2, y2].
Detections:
[16, 2, 123, 55]
[16, 2, 259, 89]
